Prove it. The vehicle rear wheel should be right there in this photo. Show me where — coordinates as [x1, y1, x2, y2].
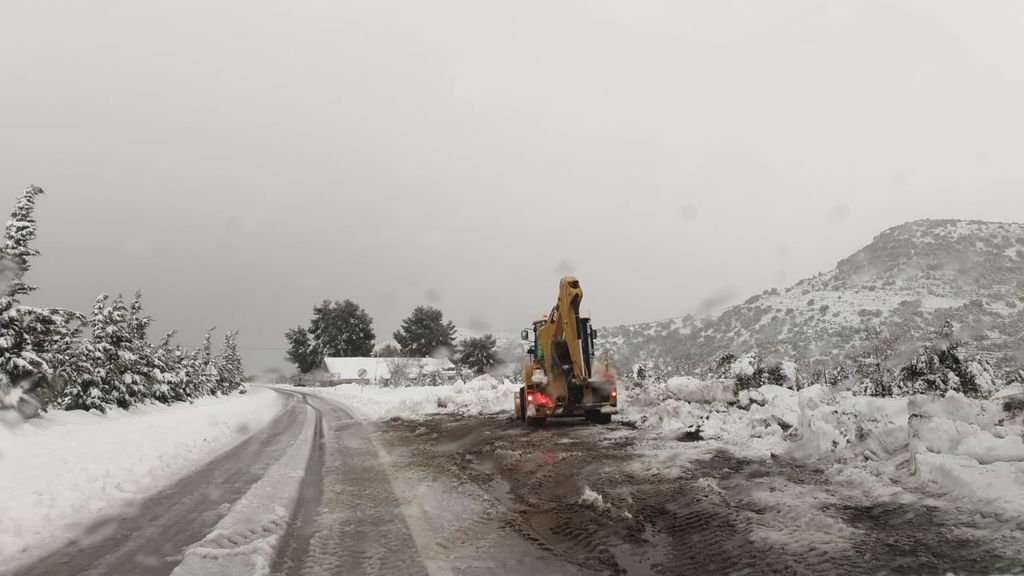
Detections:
[586, 411, 612, 425]
[526, 416, 546, 427]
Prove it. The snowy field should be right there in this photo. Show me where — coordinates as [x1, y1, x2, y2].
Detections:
[0, 386, 285, 569]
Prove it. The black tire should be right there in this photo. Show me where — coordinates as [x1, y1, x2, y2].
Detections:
[527, 416, 546, 428]
[518, 387, 526, 422]
[586, 411, 612, 425]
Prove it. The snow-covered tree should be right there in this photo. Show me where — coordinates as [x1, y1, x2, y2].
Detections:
[55, 336, 105, 413]
[90, 294, 157, 408]
[27, 307, 89, 408]
[216, 331, 244, 393]
[0, 186, 51, 409]
[183, 347, 209, 398]
[151, 330, 186, 403]
[194, 328, 220, 395]
[897, 319, 988, 397]
[1, 186, 43, 300]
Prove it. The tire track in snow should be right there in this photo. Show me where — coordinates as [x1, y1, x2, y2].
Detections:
[271, 392, 431, 576]
[269, 394, 325, 576]
[10, 391, 306, 576]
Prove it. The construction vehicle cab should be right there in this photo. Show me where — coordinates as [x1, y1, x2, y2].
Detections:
[515, 276, 618, 425]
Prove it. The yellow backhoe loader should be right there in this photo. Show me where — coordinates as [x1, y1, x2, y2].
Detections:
[515, 276, 618, 425]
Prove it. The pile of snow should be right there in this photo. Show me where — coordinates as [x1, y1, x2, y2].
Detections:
[622, 378, 1024, 514]
[621, 380, 799, 457]
[0, 387, 285, 568]
[578, 486, 633, 521]
[284, 374, 518, 420]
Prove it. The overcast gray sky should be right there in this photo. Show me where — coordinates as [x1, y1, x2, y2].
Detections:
[2, 0, 1024, 371]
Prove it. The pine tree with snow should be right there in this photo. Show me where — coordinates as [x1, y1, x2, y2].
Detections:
[196, 328, 220, 395]
[89, 293, 158, 408]
[899, 319, 983, 396]
[27, 307, 89, 407]
[183, 346, 209, 398]
[1, 186, 43, 301]
[216, 331, 244, 393]
[55, 336, 105, 413]
[0, 186, 50, 410]
[153, 330, 189, 402]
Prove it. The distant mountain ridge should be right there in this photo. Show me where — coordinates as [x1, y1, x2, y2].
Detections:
[602, 219, 1024, 380]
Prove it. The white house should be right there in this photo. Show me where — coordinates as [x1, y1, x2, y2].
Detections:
[319, 357, 456, 386]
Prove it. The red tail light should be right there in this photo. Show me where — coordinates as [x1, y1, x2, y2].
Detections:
[527, 391, 556, 407]
[611, 389, 618, 398]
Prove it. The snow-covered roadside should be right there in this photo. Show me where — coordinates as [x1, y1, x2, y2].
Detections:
[171, 401, 315, 576]
[0, 386, 285, 569]
[620, 377, 1024, 516]
[277, 374, 517, 420]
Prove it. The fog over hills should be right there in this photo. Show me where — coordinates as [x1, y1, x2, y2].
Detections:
[603, 219, 1024, 381]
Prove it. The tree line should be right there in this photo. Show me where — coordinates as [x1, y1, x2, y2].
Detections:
[286, 301, 500, 376]
[0, 187, 244, 416]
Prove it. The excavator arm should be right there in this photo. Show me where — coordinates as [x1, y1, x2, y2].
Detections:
[539, 276, 588, 385]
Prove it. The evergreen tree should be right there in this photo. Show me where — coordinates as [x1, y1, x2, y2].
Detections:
[898, 319, 982, 396]
[216, 331, 244, 392]
[198, 328, 219, 395]
[183, 346, 208, 398]
[90, 294, 155, 408]
[29, 307, 89, 407]
[457, 334, 499, 375]
[393, 306, 457, 358]
[285, 325, 317, 373]
[286, 300, 375, 371]
[0, 186, 50, 408]
[55, 337, 104, 412]
[126, 291, 162, 402]
[153, 330, 187, 403]
[308, 299, 375, 358]
[1, 186, 43, 300]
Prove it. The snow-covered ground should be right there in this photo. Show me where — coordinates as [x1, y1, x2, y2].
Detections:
[620, 377, 1024, 517]
[282, 373, 1024, 521]
[0, 386, 285, 568]
[279, 374, 518, 420]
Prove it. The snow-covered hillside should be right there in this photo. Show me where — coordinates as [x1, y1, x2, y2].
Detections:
[603, 219, 1024, 379]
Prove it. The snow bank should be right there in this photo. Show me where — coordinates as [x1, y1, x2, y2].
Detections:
[172, 402, 316, 576]
[623, 377, 1024, 515]
[0, 387, 285, 568]
[281, 374, 518, 420]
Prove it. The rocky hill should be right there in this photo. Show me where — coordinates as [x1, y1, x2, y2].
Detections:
[602, 220, 1024, 381]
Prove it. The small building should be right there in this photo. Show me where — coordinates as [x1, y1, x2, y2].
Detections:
[318, 357, 456, 386]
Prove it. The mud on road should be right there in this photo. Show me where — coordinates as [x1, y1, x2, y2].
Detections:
[380, 414, 1024, 576]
